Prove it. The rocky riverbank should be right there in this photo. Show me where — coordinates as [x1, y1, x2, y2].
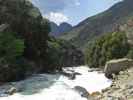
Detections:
[92, 67, 133, 100]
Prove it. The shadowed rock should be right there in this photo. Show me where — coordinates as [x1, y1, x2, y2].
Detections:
[73, 86, 89, 99]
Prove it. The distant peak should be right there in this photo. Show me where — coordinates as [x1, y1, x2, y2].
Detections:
[59, 22, 72, 27]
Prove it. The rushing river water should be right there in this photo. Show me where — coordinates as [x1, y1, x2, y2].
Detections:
[0, 66, 111, 100]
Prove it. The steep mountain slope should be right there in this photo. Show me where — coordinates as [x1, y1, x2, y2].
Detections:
[50, 22, 59, 36]
[60, 0, 133, 49]
[50, 22, 72, 37]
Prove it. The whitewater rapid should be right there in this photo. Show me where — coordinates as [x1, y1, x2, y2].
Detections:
[0, 66, 112, 100]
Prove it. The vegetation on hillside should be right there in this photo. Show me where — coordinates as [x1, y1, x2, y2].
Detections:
[0, 32, 25, 82]
[47, 37, 84, 71]
[0, 32, 24, 63]
[0, 0, 84, 82]
[2, 0, 133, 83]
[85, 32, 129, 68]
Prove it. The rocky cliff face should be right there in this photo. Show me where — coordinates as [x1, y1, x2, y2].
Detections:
[50, 22, 59, 36]
[60, 0, 133, 49]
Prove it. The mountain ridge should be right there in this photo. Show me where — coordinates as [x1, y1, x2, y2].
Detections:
[50, 22, 72, 37]
[60, 0, 133, 49]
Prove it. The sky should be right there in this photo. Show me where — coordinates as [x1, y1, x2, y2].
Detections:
[31, 0, 123, 26]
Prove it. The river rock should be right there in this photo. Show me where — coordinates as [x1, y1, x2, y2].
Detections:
[104, 58, 133, 78]
[69, 73, 76, 80]
[91, 91, 101, 96]
[64, 72, 76, 80]
[61, 70, 82, 80]
[73, 86, 89, 99]
[69, 72, 82, 80]
[102, 87, 110, 93]
[7, 87, 17, 95]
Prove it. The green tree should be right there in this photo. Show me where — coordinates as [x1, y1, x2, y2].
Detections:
[0, 32, 24, 63]
[85, 32, 129, 68]
[0, 32, 25, 82]
[0, 0, 51, 71]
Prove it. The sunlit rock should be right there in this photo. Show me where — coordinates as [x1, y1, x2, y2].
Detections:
[104, 58, 133, 78]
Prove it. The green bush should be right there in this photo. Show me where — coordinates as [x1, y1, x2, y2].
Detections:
[85, 32, 129, 68]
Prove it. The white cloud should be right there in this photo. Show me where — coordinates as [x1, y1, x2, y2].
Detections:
[31, 0, 81, 13]
[44, 12, 69, 25]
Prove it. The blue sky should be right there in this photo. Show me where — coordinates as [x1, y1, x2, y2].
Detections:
[31, 0, 122, 26]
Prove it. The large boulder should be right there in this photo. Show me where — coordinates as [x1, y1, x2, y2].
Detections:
[104, 58, 133, 78]
[73, 86, 89, 99]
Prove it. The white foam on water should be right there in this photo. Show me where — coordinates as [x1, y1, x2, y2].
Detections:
[0, 66, 111, 100]
[62, 66, 112, 93]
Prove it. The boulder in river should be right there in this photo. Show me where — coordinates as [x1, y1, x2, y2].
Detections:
[73, 86, 89, 99]
[7, 87, 17, 95]
[68, 72, 82, 80]
[61, 70, 82, 80]
[104, 58, 133, 78]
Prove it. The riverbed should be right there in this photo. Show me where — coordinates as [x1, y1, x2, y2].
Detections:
[0, 66, 112, 100]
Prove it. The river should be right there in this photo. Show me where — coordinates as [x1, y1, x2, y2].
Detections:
[0, 66, 111, 100]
